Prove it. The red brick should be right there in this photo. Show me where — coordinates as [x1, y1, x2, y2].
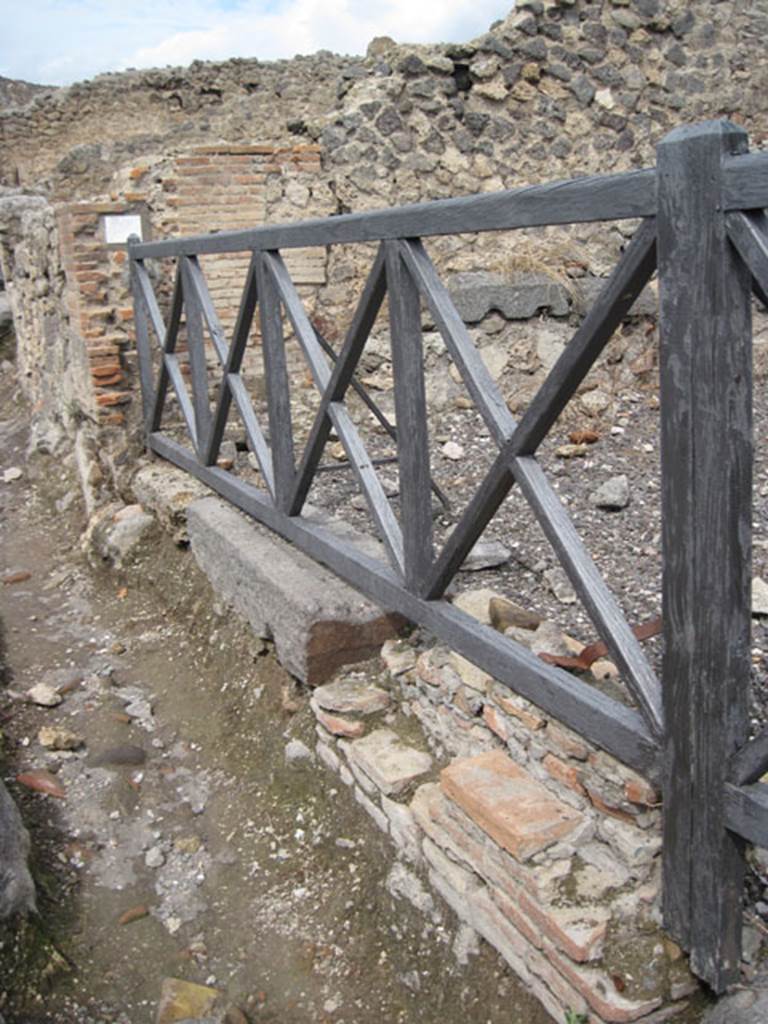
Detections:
[96, 391, 131, 407]
[91, 371, 123, 387]
[90, 362, 122, 378]
[543, 753, 586, 796]
[441, 750, 584, 861]
[624, 778, 661, 807]
[491, 690, 546, 731]
[314, 706, 365, 739]
[546, 722, 589, 761]
[482, 704, 511, 741]
[516, 889, 608, 963]
[585, 786, 636, 825]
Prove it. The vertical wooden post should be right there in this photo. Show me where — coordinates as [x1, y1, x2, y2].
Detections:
[657, 121, 753, 991]
[181, 256, 213, 460]
[257, 251, 295, 510]
[128, 252, 156, 434]
[386, 240, 433, 592]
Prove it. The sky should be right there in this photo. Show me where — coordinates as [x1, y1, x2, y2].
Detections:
[0, 0, 511, 88]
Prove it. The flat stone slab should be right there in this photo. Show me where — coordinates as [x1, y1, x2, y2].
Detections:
[350, 728, 433, 796]
[187, 497, 403, 684]
[313, 678, 391, 715]
[448, 271, 570, 323]
[441, 750, 584, 861]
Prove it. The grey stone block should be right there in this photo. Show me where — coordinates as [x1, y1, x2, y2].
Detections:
[186, 497, 404, 684]
[448, 271, 571, 323]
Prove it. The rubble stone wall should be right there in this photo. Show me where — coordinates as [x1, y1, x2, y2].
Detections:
[3, 0, 768, 473]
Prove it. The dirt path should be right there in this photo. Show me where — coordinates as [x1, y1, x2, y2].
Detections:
[0, 372, 550, 1023]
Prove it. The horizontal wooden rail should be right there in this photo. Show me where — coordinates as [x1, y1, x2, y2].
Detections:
[729, 727, 768, 787]
[724, 150, 768, 214]
[128, 167, 658, 259]
[724, 781, 768, 847]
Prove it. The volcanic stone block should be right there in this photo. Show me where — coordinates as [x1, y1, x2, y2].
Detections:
[186, 497, 404, 684]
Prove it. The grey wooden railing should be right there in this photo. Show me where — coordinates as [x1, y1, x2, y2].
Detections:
[128, 120, 768, 992]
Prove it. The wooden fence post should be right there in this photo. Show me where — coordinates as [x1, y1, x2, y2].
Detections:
[657, 121, 753, 991]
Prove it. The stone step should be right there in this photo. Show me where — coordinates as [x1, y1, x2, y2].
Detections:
[186, 496, 404, 684]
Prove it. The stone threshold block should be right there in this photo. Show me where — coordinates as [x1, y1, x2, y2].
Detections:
[186, 496, 404, 684]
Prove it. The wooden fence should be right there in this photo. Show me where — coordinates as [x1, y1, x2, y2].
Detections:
[128, 120, 768, 992]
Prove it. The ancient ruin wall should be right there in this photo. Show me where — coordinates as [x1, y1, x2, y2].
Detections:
[2, 0, 767, 206]
[2, 0, 768, 546]
[3, 3, 768, 1020]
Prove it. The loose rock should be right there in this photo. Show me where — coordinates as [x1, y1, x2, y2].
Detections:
[26, 683, 62, 707]
[752, 577, 768, 617]
[284, 739, 314, 764]
[156, 977, 220, 1024]
[544, 566, 577, 605]
[590, 474, 630, 511]
[38, 725, 83, 751]
[489, 596, 542, 632]
[461, 539, 511, 571]
[313, 678, 391, 715]
[442, 441, 464, 461]
[555, 443, 588, 459]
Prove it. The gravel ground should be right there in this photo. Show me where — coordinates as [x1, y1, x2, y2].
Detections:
[0, 360, 552, 1024]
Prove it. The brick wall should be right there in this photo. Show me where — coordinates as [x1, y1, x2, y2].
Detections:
[55, 143, 326, 432]
[57, 202, 137, 427]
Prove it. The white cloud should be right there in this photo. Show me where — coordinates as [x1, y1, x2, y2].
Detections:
[0, 0, 510, 86]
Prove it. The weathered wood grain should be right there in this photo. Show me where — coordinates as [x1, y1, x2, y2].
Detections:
[724, 781, 768, 847]
[266, 248, 404, 570]
[129, 260, 156, 429]
[204, 254, 259, 469]
[723, 150, 768, 213]
[399, 239, 516, 447]
[181, 257, 213, 459]
[513, 456, 663, 737]
[510, 218, 657, 455]
[184, 255, 229, 364]
[729, 727, 768, 787]
[386, 241, 434, 591]
[256, 252, 295, 510]
[149, 265, 183, 434]
[657, 120, 753, 991]
[424, 452, 514, 600]
[725, 209, 768, 310]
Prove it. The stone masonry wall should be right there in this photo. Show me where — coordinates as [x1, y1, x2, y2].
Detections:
[0, 143, 328, 505]
[0, 193, 92, 451]
[3, 0, 768, 478]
